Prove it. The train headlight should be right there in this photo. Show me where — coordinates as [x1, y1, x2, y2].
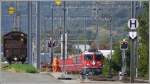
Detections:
[92, 61, 96, 65]
[86, 63, 90, 66]
[14, 57, 17, 61]
[20, 38, 24, 42]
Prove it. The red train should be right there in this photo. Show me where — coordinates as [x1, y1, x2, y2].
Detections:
[59, 49, 104, 77]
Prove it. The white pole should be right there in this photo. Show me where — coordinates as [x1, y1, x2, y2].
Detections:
[61, 34, 63, 60]
[33, 1, 38, 68]
[65, 33, 67, 59]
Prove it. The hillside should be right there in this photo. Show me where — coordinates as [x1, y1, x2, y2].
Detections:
[1, 1, 143, 49]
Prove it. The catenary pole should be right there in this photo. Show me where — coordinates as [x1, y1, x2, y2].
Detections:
[37, 1, 41, 69]
[28, 1, 32, 64]
[130, 1, 136, 83]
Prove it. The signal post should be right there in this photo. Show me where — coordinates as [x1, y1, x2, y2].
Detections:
[120, 39, 128, 80]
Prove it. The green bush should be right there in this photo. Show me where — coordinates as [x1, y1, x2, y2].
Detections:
[102, 59, 110, 77]
[7, 64, 38, 73]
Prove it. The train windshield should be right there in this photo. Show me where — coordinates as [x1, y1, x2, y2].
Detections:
[95, 54, 102, 60]
[84, 54, 93, 60]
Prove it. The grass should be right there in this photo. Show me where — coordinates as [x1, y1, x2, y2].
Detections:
[4, 64, 38, 73]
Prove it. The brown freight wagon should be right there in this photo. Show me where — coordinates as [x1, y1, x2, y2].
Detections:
[3, 31, 27, 64]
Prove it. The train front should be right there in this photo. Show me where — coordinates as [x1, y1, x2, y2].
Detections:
[80, 49, 104, 78]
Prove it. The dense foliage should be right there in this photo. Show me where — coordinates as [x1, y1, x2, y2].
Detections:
[137, 2, 149, 78]
[102, 58, 110, 77]
[111, 2, 149, 79]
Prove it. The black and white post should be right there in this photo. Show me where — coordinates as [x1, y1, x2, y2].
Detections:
[128, 1, 139, 82]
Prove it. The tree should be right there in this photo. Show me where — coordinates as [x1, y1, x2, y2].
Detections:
[137, 2, 149, 78]
[102, 58, 110, 77]
[111, 44, 121, 73]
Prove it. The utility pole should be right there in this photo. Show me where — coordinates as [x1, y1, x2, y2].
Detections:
[65, 33, 67, 59]
[130, 1, 135, 83]
[128, 1, 139, 83]
[84, 16, 87, 51]
[61, 34, 63, 70]
[33, 1, 38, 68]
[54, 1, 69, 78]
[37, 1, 41, 69]
[109, 15, 112, 78]
[93, 2, 102, 50]
[7, 4, 16, 31]
[62, 1, 66, 73]
[55, 0, 66, 74]
[101, 10, 112, 78]
[16, 1, 19, 31]
[95, 2, 99, 50]
[13, 8, 16, 31]
[134, 1, 139, 78]
[28, 1, 32, 65]
[50, 3, 54, 71]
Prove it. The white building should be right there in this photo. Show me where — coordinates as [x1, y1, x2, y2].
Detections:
[99, 50, 114, 58]
[74, 44, 90, 52]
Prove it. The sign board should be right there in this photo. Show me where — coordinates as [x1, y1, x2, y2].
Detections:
[129, 31, 137, 39]
[48, 40, 55, 48]
[128, 18, 139, 30]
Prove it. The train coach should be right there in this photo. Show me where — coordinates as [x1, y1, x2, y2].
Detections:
[3, 31, 27, 64]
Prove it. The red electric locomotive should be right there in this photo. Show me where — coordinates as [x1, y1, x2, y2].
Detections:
[59, 48, 104, 79]
[80, 49, 104, 76]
